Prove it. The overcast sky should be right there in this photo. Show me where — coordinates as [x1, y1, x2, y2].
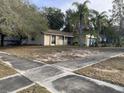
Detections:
[30, 0, 113, 14]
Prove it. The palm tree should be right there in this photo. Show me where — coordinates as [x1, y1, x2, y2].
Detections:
[72, 0, 90, 47]
[90, 10, 108, 46]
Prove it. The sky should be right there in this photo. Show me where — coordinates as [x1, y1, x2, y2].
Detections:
[30, 0, 113, 15]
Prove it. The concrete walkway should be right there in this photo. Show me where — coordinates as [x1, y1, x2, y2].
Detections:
[0, 75, 32, 93]
[53, 51, 119, 71]
[0, 51, 123, 93]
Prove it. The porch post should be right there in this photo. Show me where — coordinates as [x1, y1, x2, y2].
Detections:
[63, 35, 65, 45]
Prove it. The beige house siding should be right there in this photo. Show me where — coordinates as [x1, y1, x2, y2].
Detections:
[41, 30, 73, 46]
[56, 36, 63, 45]
[64, 37, 68, 45]
[43, 34, 69, 46]
[57, 36, 68, 45]
[44, 34, 50, 46]
[85, 35, 96, 47]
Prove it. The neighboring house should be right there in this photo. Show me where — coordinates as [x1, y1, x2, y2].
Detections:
[23, 30, 74, 46]
[0, 36, 21, 46]
[99, 35, 107, 43]
[84, 34, 96, 47]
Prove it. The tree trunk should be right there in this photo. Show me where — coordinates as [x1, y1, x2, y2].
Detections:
[1, 34, 5, 47]
[96, 21, 101, 47]
[78, 33, 83, 46]
[89, 34, 92, 47]
[95, 29, 99, 47]
[19, 36, 23, 45]
[78, 14, 83, 47]
[118, 17, 122, 47]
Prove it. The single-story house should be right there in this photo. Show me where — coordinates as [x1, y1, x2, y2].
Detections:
[41, 30, 74, 46]
[22, 30, 74, 46]
[41, 30, 73, 46]
[1, 30, 97, 47]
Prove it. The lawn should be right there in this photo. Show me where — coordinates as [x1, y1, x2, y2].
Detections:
[0, 61, 16, 78]
[0, 46, 99, 64]
[17, 84, 51, 93]
[75, 55, 124, 86]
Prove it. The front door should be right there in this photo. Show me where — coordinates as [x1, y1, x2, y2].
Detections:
[51, 35, 56, 46]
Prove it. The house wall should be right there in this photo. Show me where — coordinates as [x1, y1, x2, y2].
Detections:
[64, 37, 68, 45]
[23, 34, 68, 46]
[43, 35, 69, 46]
[55, 36, 68, 46]
[85, 35, 96, 47]
[56, 36, 64, 45]
[44, 34, 51, 46]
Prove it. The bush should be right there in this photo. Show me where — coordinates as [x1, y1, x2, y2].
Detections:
[73, 42, 79, 46]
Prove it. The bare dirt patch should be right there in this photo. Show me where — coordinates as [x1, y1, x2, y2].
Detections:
[17, 84, 51, 93]
[0, 46, 99, 64]
[0, 61, 16, 78]
[75, 56, 124, 86]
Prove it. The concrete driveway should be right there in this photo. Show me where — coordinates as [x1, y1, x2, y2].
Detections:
[0, 75, 32, 93]
[0, 50, 123, 93]
[52, 75, 122, 93]
[53, 51, 122, 71]
[0, 54, 44, 71]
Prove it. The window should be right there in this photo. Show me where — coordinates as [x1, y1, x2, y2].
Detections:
[51, 35, 56, 44]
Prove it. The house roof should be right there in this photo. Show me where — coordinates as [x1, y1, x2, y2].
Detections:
[41, 30, 74, 37]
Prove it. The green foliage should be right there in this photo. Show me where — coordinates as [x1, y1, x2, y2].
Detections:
[72, 0, 90, 46]
[64, 0, 120, 46]
[43, 7, 64, 30]
[64, 9, 78, 32]
[0, 0, 122, 47]
[73, 0, 90, 27]
[112, 0, 124, 46]
[0, 0, 48, 39]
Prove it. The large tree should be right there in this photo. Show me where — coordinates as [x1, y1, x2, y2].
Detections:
[43, 7, 64, 30]
[102, 19, 118, 46]
[72, 0, 90, 46]
[112, 0, 124, 46]
[64, 9, 78, 32]
[0, 0, 48, 46]
[90, 10, 108, 46]
[0, 0, 17, 46]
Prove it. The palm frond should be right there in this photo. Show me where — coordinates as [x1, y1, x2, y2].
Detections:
[82, 0, 90, 6]
[90, 9, 99, 16]
[100, 11, 107, 16]
[72, 2, 79, 7]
